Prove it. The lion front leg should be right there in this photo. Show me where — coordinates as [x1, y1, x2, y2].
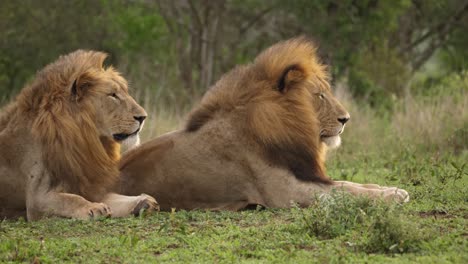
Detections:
[332, 181, 410, 203]
[26, 191, 112, 221]
[100, 193, 159, 217]
[24, 166, 112, 221]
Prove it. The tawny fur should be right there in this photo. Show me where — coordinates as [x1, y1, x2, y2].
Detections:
[120, 37, 409, 211]
[19, 52, 120, 197]
[184, 37, 331, 183]
[0, 50, 158, 220]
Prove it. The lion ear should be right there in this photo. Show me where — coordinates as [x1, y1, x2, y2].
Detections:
[71, 73, 93, 99]
[71, 79, 79, 97]
[277, 65, 306, 93]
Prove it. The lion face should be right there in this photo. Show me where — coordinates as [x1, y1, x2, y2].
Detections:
[83, 71, 147, 148]
[311, 86, 350, 149]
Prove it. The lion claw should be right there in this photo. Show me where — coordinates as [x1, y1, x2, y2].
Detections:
[131, 194, 160, 216]
[86, 202, 112, 219]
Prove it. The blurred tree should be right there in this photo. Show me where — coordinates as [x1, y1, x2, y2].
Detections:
[155, 0, 281, 95]
[103, 1, 176, 98]
[277, 0, 410, 75]
[156, 0, 226, 94]
[278, 0, 468, 104]
[432, 2, 468, 73]
[391, 0, 468, 73]
[0, 0, 466, 106]
[0, 0, 114, 97]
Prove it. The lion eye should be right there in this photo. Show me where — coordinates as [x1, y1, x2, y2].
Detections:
[109, 93, 119, 100]
[318, 93, 324, 99]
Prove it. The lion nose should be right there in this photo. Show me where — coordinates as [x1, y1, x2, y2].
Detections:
[134, 115, 147, 124]
[337, 115, 350, 125]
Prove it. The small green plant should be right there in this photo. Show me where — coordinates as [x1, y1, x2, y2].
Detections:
[358, 208, 424, 254]
[298, 192, 428, 253]
[298, 192, 375, 239]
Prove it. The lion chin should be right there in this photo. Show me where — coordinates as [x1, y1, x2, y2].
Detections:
[121, 134, 141, 151]
[322, 135, 341, 149]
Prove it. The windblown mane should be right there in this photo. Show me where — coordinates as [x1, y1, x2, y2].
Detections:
[16, 50, 120, 199]
[186, 37, 332, 184]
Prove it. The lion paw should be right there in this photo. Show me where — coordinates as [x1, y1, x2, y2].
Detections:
[82, 202, 112, 220]
[131, 194, 160, 216]
[382, 187, 410, 203]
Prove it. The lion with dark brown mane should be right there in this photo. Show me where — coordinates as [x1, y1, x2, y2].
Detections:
[0, 50, 158, 220]
[120, 37, 409, 211]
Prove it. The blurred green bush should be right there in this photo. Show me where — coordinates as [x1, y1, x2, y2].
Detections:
[0, 0, 466, 107]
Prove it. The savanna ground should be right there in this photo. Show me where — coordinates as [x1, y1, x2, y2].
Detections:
[1, 73, 467, 263]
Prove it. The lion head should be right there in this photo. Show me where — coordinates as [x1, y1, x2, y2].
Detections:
[186, 37, 349, 184]
[252, 37, 350, 150]
[312, 77, 350, 149]
[17, 50, 146, 198]
[71, 60, 147, 148]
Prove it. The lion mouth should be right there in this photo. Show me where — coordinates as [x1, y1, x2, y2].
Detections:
[320, 133, 339, 139]
[320, 128, 344, 139]
[113, 128, 140, 141]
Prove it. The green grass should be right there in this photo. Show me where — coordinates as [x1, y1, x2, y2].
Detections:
[1, 147, 466, 263]
[1, 86, 467, 263]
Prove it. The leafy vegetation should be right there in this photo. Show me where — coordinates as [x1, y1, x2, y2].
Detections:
[1, 0, 467, 104]
[297, 192, 426, 253]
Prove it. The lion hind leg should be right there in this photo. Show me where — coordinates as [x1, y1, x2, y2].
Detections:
[101, 193, 159, 217]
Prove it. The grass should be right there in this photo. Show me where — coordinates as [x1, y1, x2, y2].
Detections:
[1, 84, 467, 263]
[1, 159, 466, 263]
[1, 123, 467, 263]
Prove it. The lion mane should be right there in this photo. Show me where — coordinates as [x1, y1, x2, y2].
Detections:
[18, 51, 120, 198]
[0, 50, 160, 220]
[185, 37, 331, 184]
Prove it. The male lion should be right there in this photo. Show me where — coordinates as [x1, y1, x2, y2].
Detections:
[0, 50, 158, 220]
[120, 38, 409, 211]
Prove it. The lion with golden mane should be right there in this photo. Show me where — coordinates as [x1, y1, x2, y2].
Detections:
[0, 50, 158, 220]
[120, 38, 409, 211]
